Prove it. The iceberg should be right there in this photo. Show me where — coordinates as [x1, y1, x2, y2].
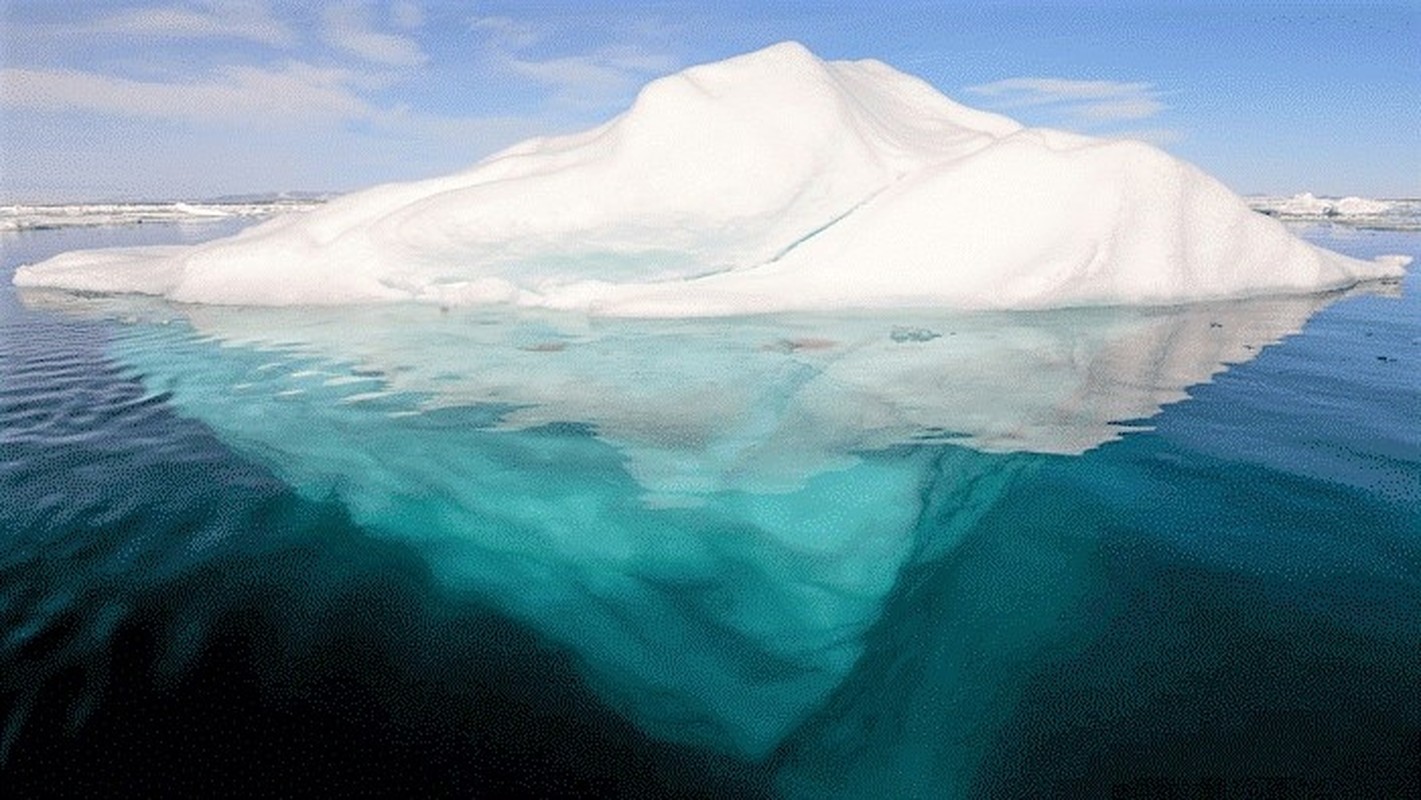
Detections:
[13, 42, 1406, 311]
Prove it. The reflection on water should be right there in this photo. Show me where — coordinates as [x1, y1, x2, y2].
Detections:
[19, 284, 1386, 490]
[4, 223, 1418, 796]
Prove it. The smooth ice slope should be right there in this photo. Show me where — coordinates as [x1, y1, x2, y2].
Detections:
[14, 42, 1407, 311]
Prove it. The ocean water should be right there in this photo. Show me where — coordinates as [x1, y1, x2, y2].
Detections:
[1, 219, 1417, 797]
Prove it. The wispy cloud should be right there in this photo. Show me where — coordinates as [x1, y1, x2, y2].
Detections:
[390, 1, 423, 31]
[85, 1, 295, 48]
[1103, 127, 1186, 147]
[468, 16, 680, 107]
[505, 47, 679, 102]
[468, 15, 544, 50]
[0, 63, 371, 125]
[322, 1, 427, 67]
[967, 77, 1167, 124]
[0, 2, 689, 198]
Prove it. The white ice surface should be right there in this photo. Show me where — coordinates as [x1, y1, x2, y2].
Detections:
[13, 42, 1408, 311]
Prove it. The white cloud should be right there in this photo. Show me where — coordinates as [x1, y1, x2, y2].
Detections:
[86, 1, 294, 47]
[467, 14, 679, 107]
[506, 47, 678, 101]
[0, 63, 372, 125]
[967, 77, 1166, 124]
[969, 77, 1153, 104]
[468, 15, 545, 50]
[390, 1, 423, 30]
[0, 103, 568, 202]
[322, 2, 427, 67]
[1103, 127, 1186, 147]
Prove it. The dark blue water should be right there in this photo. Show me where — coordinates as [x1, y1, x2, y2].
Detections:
[2, 221, 1418, 797]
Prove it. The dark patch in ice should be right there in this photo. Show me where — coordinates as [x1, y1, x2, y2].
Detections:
[518, 341, 569, 352]
[762, 337, 837, 353]
[890, 326, 942, 343]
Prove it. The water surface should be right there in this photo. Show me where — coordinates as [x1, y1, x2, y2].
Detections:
[2, 220, 1417, 796]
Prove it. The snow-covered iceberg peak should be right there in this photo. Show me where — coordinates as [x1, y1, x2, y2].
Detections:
[14, 41, 1407, 312]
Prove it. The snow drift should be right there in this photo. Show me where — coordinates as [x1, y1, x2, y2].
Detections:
[13, 42, 1407, 312]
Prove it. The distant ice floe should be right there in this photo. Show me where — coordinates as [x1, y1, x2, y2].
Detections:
[0, 198, 326, 232]
[14, 42, 1407, 312]
[1247, 193, 1421, 230]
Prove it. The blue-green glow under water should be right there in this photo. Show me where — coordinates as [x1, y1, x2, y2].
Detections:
[1, 221, 1418, 797]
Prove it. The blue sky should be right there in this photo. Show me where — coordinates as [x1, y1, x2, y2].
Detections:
[1, 1, 1417, 202]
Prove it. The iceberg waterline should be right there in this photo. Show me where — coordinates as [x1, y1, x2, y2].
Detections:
[9, 194, 1417, 233]
[13, 42, 1407, 312]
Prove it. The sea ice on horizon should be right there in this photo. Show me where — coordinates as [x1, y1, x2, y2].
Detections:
[13, 42, 1408, 312]
[1250, 192, 1394, 218]
[0, 198, 325, 232]
[1247, 193, 1421, 230]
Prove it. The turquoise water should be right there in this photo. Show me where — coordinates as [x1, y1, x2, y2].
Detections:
[2, 221, 1418, 796]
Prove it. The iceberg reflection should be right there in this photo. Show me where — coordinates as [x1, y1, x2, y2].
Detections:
[38, 291, 1365, 487]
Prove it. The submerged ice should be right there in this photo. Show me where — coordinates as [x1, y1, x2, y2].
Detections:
[19, 281, 1383, 760]
[13, 42, 1406, 311]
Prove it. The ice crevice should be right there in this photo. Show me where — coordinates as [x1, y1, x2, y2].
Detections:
[764, 179, 902, 266]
